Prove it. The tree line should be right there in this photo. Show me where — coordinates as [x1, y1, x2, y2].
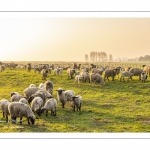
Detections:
[85, 51, 113, 62]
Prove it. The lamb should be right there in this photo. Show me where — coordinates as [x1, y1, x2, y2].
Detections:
[44, 80, 54, 95]
[71, 95, 82, 112]
[141, 72, 148, 83]
[8, 102, 36, 125]
[74, 75, 83, 84]
[41, 69, 48, 80]
[56, 88, 75, 108]
[120, 71, 134, 82]
[31, 97, 44, 116]
[0, 100, 10, 122]
[90, 73, 105, 86]
[41, 98, 57, 116]
[19, 98, 28, 104]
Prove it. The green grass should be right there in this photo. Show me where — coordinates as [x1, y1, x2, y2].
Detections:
[1, 65, 150, 133]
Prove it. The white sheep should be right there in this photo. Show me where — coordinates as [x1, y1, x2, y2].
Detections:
[41, 98, 57, 116]
[120, 71, 134, 82]
[71, 95, 82, 112]
[8, 102, 36, 125]
[28, 89, 53, 104]
[56, 88, 75, 108]
[74, 74, 83, 84]
[0, 100, 10, 122]
[31, 97, 44, 116]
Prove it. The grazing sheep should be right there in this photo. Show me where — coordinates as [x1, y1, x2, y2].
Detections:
[39, 83, 44, 89]
[80, 72, 90, 83]
[92, 68, 104, 75]
[19, 98, 28, 104]
[67, 68, 76, 79]
[44, 80, 54, 95]
[34, 66, 41, 74]
[90, 73, 105, 86]
[129, 68, 143, 80]
[74, 75, 83, 84]
[31, 97, 44, 116]
[0, 100, 10, 121]
[11, 93, 24, 102]
[24, 87, 52, 102]
[56, 88, 75, 108]
[41, 98, 57, 116]
[28, 89, 53, 104]
[29, 84, 36, 88]
[141, 72, 148, 83]
[120, 71, 134, 82]
[71, 95, 82, 112]
[8, 102, 36, 125]
[41, 69, 48, 80]
[10, 92, 19, 97]
[54, 67, 63, 75]
[24, 87, 42, 100]
[104, 68, 120, 81]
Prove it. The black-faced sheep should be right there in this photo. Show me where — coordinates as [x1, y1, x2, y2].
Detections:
[41, 98, 57, 116]
[56, 88, 75, 108]
[8, 102, 36, 125]
[141, 72, 148, 83]
[71, 95, 82, 112]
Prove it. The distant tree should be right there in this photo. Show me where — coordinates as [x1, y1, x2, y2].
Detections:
[139, 55, 150, 61]
[85, 54, 89, 62]
[109, 54, 113, 62]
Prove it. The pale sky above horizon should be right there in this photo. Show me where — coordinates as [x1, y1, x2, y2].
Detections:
[0, 17, 150, 62]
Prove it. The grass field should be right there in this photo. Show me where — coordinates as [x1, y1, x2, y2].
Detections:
[1, 62, 150, 133]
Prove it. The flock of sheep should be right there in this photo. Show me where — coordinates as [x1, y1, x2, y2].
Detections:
[0, 80, 82, 125]
[0, 62, 149, 126]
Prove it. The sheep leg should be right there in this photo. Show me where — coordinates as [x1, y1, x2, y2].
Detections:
[2, 112, 5, 118]
[62, 102, 65, 108]
[27, 118, 31, 124]
[46, 110, 48, 116]
[6, 115, 8, 123]
[19, 117, 23, 125]
[54, 108, 56, 116]
[73, 106, 75, 112]
[79, 104, 81, 111]
[11, 116, 16, 124]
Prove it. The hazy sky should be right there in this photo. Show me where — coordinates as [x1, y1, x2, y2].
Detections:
[0, 17, 150, 62]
